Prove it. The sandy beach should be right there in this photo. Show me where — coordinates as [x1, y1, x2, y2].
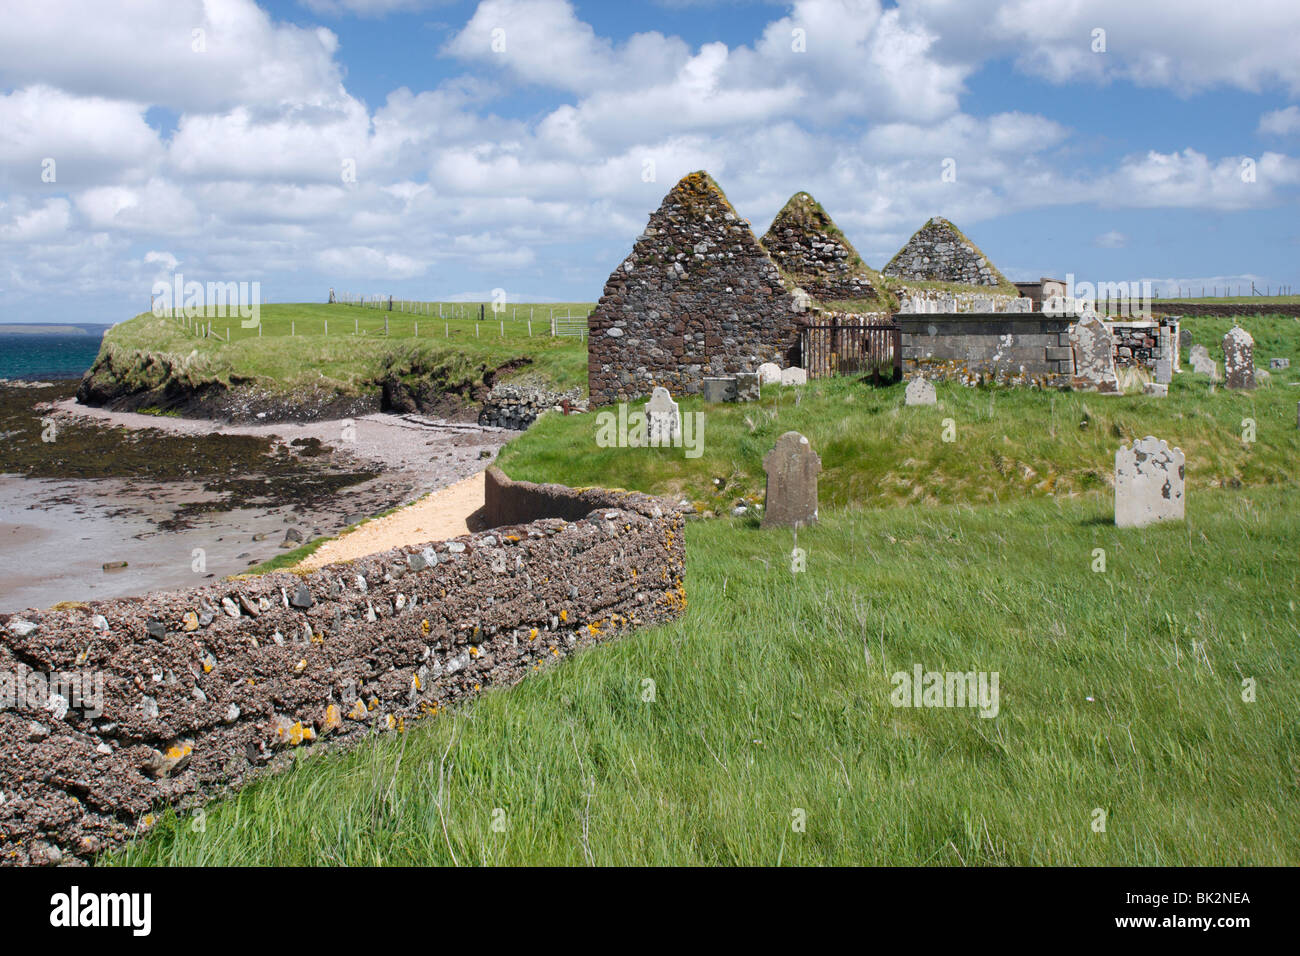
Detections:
[0, 391, 511, 611]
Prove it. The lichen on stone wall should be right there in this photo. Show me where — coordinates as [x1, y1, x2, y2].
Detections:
[0, 476, 686, 866]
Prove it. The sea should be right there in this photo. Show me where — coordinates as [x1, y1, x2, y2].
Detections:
[0, 327, 107, 380]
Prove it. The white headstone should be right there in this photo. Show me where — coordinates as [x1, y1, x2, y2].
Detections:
[757, 362, 782, 386]
[904, 377, 937, 406]
[1115, 436, 1185, 528]
[780, 366, 807, 386]
[645, 387, 681, 447]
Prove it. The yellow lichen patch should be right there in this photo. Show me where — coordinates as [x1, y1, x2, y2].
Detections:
[421, 619, 431, 635]
[587, 621, 602, 637]
[165, 742, 192, 761]
[412, 672, 422, 691]
[321, 704, 342, 734]
[294, 658, 308, 673]
[560, 610, 567, 623]
[469, 645, 480, 658]
[347, 699, 368, 720]
[310, 632, 324, 644]
[528, 627, 538, 642]
[277, 721, 315, 747]
[551, 647, 559, 657]
[367, 697, 379, 711]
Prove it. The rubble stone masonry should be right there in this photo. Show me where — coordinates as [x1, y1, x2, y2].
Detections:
[0, 469, 685, 865]
[587, 171, 804, 406]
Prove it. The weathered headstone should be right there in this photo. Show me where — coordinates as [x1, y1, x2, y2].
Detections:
[1143, 382, 1168, 397]
[1270, 357, 1289, 370]
[645, 387, 681, 447]
[1179, 329, 1192, 353]
[1069, 313, 1120, 393]
[1222, 326, 1255, 390]
[780, 366, 807, 386]
[904, 377, 937, 406]
[1155, 327, 1173, 383]
[702, 377, 737, 403]
[1188, 344, 1219, 380]
[735, 372, 760, 402]
[757, 362, 782, 386]
[1115, 436, 1185, 528]
[761, 432, 821, 530]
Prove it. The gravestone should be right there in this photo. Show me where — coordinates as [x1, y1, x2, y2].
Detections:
[735, 372, 761, 402]
[904, 377, 937, 406]
[645, 387, 681, 447]
[1069, 313, 1120, 393]
[1222, 326, 1255, 390]
[1143, 382, 1168, 397]
[761, 432, 821, 530]
[1155, 327, 1173, 383]
[1188, 344, 1219, 380]
[757, 362, 782, 386]
[780, 366, 807, 386]
[1270, 357, 1289, 370]
[702, 377, 737, 403]
[1115, 436, 1185, 528]
[1179, 329, 1192, 353]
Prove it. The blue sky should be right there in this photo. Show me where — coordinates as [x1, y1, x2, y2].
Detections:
[1, 0, 1298, 323]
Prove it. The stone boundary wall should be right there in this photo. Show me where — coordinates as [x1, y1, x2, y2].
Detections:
[897, 312, 1075, 387]
[0, 474, 686, 866]
[477, 383, 587, 430]
[1151, 302, 1300, 318]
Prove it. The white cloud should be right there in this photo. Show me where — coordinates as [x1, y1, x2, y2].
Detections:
[0, 86, 162, 186]
[899, 0, 1300, 95]
[1259, 105, 1300, 136]
[1094, 230, 1126, 248]
[0, 198, 71, 242]
[299, 0, 436, 16]
[316, 245, 429, 278]
[0, 0, 344, 113]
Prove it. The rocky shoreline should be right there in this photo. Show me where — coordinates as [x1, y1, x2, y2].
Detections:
[0, 383, 513, 612]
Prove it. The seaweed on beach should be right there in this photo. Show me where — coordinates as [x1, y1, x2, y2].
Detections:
[0, 384, 378, 515]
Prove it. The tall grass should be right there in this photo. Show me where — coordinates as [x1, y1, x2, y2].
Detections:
[105, 487, 1299, 866]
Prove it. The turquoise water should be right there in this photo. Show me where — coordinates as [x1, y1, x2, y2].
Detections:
[0, 331, 105, 380]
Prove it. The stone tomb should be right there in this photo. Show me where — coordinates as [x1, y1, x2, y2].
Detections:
[1070, 313, 1121, 393]
[761, 431, 821, 529]
[702, 377, 737, 403]
[905, 377, 937, 406]
[736, 372, 761, 402]
[1115, 436, 1185, 528]
[645, 387, 681, 446]
[1222, 326, 1255, 390]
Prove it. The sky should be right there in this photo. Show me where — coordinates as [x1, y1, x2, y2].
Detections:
[1, 0, 1298, 323]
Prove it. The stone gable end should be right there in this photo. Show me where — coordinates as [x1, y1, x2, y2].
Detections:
[882, 216, 1005, 287]
[587, 171, 803, 406]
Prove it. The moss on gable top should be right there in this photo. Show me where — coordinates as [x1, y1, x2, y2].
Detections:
[666, 170, 739, 216]
[881, 216, 1017, 294]
[760, 190, 895, 312]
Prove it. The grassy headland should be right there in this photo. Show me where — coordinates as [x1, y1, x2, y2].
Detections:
[80, 303, 593, 416]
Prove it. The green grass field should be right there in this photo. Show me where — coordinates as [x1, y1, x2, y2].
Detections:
[105, 486, 1300, 866]
[99, 301, 594, 395]
[100, 311, 1300, 866]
